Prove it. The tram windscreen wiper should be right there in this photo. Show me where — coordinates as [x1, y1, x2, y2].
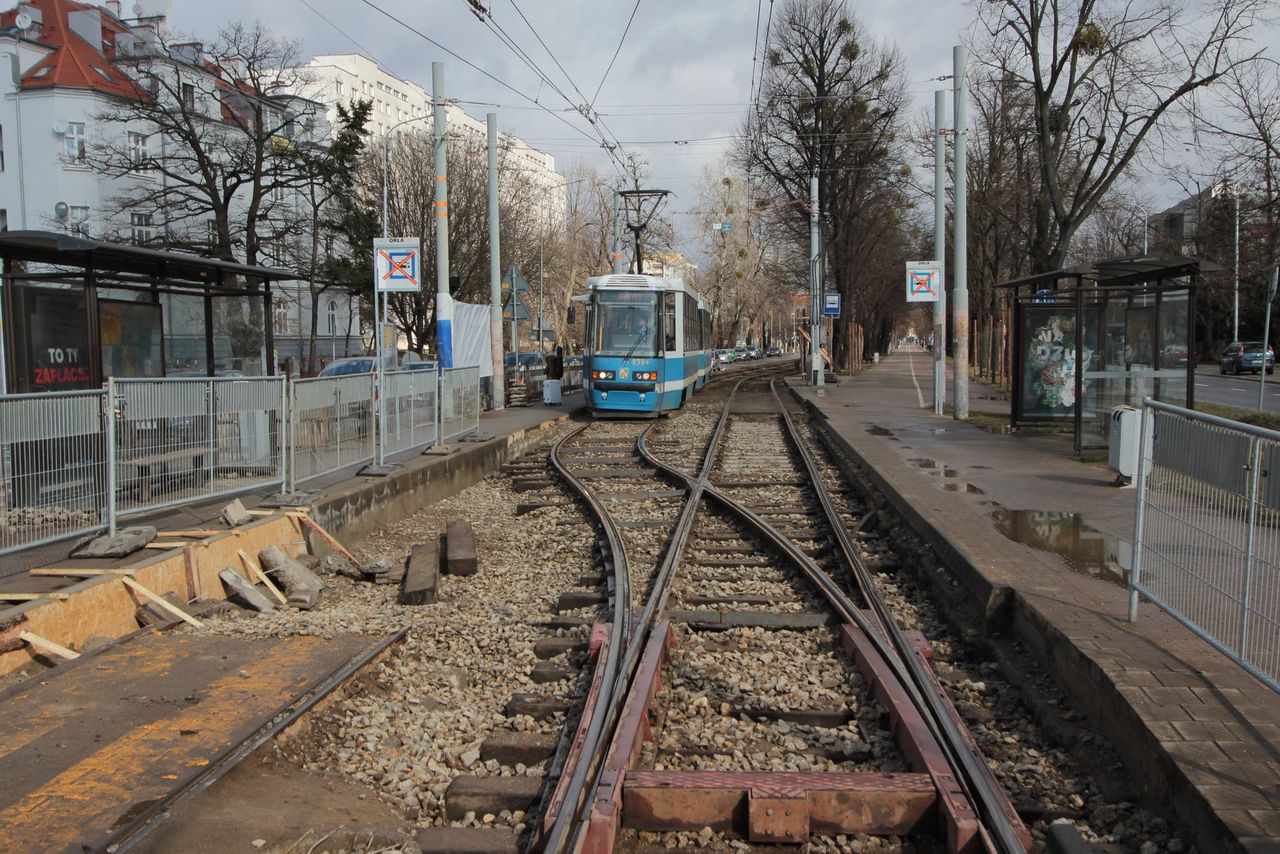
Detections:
[621, 328, 649, 365]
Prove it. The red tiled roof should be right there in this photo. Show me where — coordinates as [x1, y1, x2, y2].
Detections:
[1, 0, 144, 98]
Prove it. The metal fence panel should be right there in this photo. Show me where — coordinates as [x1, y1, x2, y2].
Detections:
[382, 370, 438, 456]
[441, 366, 481, 442]
[0, 390, 108, 556]
[111, 377, 286, 519]
[1131, 401, 1280, 693]
[288, 373, 376, 487]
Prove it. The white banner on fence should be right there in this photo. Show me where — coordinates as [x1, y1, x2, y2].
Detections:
[451, 300, 494, 378]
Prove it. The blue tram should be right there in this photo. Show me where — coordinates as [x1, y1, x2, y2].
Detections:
[581, 274, 711, 416]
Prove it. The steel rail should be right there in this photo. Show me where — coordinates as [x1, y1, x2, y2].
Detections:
[540, 363, 797, 852]
[536, 422, 636, 853]
[625, 376, 1022, 852]
[551, 373, 776, 852]
[767, 379, 1026, 854]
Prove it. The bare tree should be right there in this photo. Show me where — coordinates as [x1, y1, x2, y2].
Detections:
[740, 0, 914, 366]
[93, 23, 318, 264]
[974, 0, 1271, 273]
[365, 128, 558, 355]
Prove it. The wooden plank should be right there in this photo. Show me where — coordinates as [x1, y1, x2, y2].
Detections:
[143, 542, 188, 550]
[19, 630, 80, 660]
[245, 509, 276, 516]
[0, 592, 70, 601]
[292, 513, 360, 569]
[30, 568, 135, 577]
[399, 539, 440, 605]
[445, 521, 478, 576]
[160, 530, 222, 538]
[183, 546, 203, 602]
[238, 550, 287, 606]
[120, 577, 203, 628]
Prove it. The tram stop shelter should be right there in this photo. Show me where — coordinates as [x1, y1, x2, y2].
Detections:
[997, 255, 1212, 452]
[0, 231, 295, 394]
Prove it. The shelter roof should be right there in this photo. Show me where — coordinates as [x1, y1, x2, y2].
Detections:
[0, 231, 294, 286]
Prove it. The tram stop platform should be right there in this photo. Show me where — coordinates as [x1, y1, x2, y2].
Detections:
[789, 351, 1280, 854]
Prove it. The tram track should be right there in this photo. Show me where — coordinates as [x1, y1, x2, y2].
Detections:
[540, 368, 1030, 853]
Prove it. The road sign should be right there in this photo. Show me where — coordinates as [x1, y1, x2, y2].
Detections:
[823, 293, 841, 316]
[374, 238, 421, 293]
[905, 260, 941, 303]
[503, 292, 532, 322]
[501, 264, 531, 293]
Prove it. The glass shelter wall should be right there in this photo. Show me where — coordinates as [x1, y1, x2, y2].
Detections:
[1013, 284, 1194, 449]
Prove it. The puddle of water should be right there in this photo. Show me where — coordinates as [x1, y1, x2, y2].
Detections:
[943, 483, 986, 494]
[977, 424, 1015, 435]
[991, 507, 1131, 587]
[867, 426, 895, 437]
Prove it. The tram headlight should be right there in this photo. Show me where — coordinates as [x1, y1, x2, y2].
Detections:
[592, 370, 615, 380]
[633, 371, 657, 381]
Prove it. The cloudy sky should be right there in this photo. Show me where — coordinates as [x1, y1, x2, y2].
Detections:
[170, 0, 1275, 257]
[168, 0, 976, 254]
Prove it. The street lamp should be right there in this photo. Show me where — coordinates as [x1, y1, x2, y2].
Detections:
[382, 113, 433, 240]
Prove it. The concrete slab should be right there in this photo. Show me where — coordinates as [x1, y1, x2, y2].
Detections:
[0, 632, 373, 852]
[792, 350, 1280, 854]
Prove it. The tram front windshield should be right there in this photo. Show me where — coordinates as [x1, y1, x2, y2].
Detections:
[592, 291, 658, 357]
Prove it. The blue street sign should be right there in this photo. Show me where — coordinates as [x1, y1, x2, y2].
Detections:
[823, 293, 841, 316]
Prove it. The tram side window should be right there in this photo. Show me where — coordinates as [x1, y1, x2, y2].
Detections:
[663, 292, 677, 352]
[683, 294, 696, 352]
[700, 309, 709, 350]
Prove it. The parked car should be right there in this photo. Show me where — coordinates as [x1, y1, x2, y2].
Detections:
[317, 356, 380, 377]
[766, 346, 782, 357]
[734, 347, 749, 361]
[1219, 341, 1274, 375]
[746, 345, 761, 359]
[505, 353, 547, 371]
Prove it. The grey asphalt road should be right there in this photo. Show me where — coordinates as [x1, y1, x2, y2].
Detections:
[1193, 364, 1280, 410]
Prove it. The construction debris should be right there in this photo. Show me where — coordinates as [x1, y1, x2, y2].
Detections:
[258, 546, 325, 610]
[70, 526, 157, 559]
[218, 569, 277, 613]
[220, 499, 254, 528]
[361, 554, 406, 586]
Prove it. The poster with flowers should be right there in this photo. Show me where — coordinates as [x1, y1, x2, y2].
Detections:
[1020, 310, 1094, 418]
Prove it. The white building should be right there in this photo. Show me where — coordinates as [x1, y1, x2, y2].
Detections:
[0, 0, 363, 373]
[298, 53, 566, 222]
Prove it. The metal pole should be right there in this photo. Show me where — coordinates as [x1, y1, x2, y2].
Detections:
[487, 113, 504, 410]
[1258, 267, 1277, 412]
[1235, 192, 1241, 343]
[1240, 436, 1262, 656]
[539, 240, 545, 355]
[934, 89, 947, 416]
[1143, 208, 1149, 255]
[376, 134, 390, 465]
[809, 174, 823, 390]
[611, 191, 625, 274]
[433, 62, 453, 369]
[1127, 404, 1153, 622]
[106, 381, 117, 537]
[952, 45, 969, 420]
